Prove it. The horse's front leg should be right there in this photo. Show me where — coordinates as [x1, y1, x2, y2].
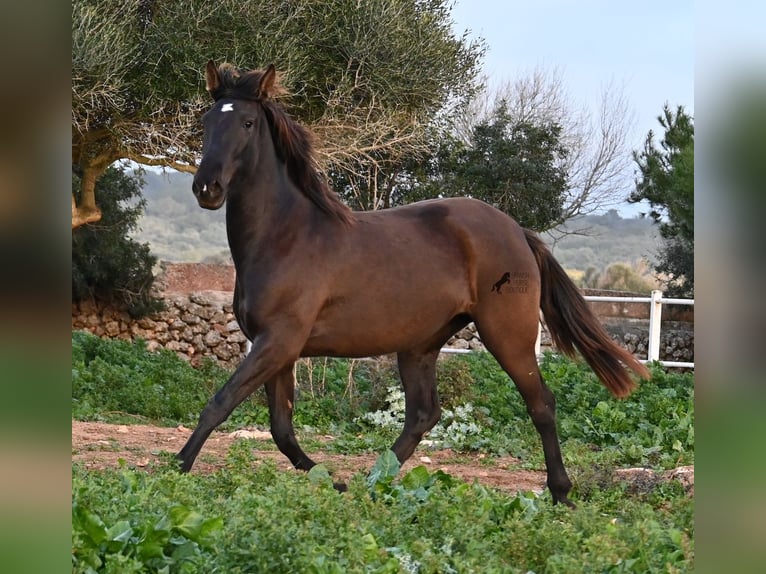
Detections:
[391, 350, 442, 463]
[177, 331, 300, 472]
[264, 365, 316, 471]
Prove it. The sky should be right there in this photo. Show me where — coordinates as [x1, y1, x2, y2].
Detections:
[449, 0, 695, 216]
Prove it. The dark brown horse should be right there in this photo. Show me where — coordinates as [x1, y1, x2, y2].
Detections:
[178, 61, 650, 506]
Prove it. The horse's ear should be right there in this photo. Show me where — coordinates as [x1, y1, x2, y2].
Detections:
[257, 64, 277, 99]
[205, 60, 220, 96]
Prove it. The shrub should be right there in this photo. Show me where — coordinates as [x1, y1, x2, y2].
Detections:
[71, 331, 230, 425]
[72, 165, 164, 317]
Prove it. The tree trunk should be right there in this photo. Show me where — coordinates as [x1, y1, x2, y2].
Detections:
[72, 161, 109, 229]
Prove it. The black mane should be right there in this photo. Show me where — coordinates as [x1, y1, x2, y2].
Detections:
[210, 63, 355, 225]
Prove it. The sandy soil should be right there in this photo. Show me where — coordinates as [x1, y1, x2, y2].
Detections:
[72, 420, 548, 493]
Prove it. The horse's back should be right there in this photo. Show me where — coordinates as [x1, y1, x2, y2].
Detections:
[339, 197, 540, 307]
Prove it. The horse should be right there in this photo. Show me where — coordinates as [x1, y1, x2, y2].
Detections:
[177, 61, 650, 507]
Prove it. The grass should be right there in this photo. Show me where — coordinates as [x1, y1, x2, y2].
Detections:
[71, 331, 694, 572]
[73, 450, 693, 573]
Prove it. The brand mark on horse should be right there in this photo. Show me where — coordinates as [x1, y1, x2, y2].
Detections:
[491, 272, 511, 293]
[491, 271, 530, 294]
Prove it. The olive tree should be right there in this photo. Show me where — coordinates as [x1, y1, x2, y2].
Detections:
[72, 0, 484, 226]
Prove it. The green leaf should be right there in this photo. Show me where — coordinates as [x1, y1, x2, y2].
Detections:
[431, 469, 456, 488]
[105, 520, 133, 552]
[153, 513, 172, 534]
[400, 465, 431, 490]
[169, 506, 205, 541]
[74, 505, 107, 545]
[197, 517, 224, 547]
[136, 540, 166, 561]
[361, 533, 379, 562]
[75, 547, 103, 570]
[593, 401, 610, 418]
[171, 540, 199, 561]
[367, 450, 401, 489]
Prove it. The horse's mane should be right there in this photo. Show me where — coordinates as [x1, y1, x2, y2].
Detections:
[210, 63, 355, 225]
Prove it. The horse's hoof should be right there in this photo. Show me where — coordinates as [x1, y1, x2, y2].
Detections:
[332, 481, 348, 492]
[553, 496, 576, 509]
[176, 454, 192, 473]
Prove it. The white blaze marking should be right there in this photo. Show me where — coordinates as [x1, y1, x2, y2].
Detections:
[221, 103, 234, 112]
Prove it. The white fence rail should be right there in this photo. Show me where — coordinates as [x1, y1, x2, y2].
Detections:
[581, 290, 694, 369]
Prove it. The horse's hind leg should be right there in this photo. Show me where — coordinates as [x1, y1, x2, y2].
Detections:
[476, 319, 574, 507]
[265, 365, 316, 471]
[391, 350, 442, 463]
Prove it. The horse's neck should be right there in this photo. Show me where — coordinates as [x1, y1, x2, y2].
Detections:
[224, 150, 307, 264]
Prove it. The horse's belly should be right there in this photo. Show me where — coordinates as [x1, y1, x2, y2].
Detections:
[302, 290, 465, 357]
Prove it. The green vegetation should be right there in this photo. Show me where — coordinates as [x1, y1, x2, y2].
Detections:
[71, 331, 226, 426]
[630, 105, 694, 297]
[407, 103, 569, 231]
[72, 331, 694, 571]
[72, 167, 164, 317]
[73, 452, 692, 573]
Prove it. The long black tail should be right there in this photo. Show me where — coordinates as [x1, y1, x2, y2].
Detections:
[524, 229, 650, 397]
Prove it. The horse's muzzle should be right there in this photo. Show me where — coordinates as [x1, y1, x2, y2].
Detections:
[192, 177, 226, 210]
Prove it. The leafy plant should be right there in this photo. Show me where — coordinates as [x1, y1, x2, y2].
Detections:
[72, 502, 222, 573]
[357, 386, 490, 452]
[426, 404, 485, 451]
[71, 334, 694, 572]
[367, 451, 458, 506]
[357, 386, 406, 430]
[547, 354, 695, 469]
[72, 442, 693, 573]
[630, 104, 694, 296]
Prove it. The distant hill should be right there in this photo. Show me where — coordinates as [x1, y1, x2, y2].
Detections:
[132, 170, 229, 262]
[132, 170, 661, 273]
[544, 209, 660, 274]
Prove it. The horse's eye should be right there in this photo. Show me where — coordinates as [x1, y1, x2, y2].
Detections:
[244, 120, 254, 129]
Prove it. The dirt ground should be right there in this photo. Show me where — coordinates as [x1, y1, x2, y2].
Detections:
[72, 420, 548, 492]
[158, 262, 235, 294]
[72, 421, 694, 496]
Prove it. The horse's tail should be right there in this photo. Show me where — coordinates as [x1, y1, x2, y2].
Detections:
[524, 229, 650, 397]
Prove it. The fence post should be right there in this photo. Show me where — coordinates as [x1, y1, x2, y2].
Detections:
[647, 290, 663, 362]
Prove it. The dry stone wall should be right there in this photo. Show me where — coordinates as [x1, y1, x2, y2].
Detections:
[72, 291, 249, 368]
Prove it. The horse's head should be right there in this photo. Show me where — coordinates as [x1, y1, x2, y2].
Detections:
[192, 60, 280, 210]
